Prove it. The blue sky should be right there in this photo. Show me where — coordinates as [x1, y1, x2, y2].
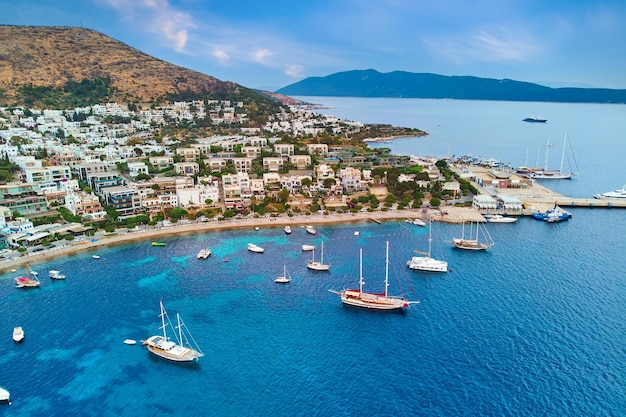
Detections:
[2, 0, 626, 90]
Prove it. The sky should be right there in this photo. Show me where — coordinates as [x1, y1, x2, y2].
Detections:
[2, 0, 626, 91]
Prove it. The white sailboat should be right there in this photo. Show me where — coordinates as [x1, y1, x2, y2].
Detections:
[407, 220, 448, 272]
[144, 301, 204, 362]
[529, 133, 578, 179]
[330, 241, 418, 310]
[452, 221, 494, 251]
[275, 265, 291, 283]
[307, 241, 330, 271]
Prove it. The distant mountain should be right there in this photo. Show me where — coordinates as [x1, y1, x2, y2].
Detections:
[276, 69, 626, 104]
[0, 25, 279, 112]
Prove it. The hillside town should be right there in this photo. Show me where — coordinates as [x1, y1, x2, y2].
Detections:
[0, 99, 462, 254]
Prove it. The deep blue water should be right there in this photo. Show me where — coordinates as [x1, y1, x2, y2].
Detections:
[1, 99, 625, 416]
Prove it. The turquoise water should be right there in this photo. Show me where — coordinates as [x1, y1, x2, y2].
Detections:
[1, 99, 625, 416]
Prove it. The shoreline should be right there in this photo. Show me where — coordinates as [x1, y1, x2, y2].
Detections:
[0, 209, 434, 273]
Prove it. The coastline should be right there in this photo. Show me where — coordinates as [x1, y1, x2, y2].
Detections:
[0, 209, 449, 273]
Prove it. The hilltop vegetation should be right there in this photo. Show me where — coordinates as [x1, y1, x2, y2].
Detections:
[0, 25, 280, 116]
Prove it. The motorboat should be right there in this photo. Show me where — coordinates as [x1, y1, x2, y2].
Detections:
[152, 241, 166, 247]
[305, 225, 316, 235]
[248, 243, 264, 253]
[284, 225, 292, 234]
[594, 185, 626, 199]
[197, 248, 211, 259]
[92, 255, 100, 259]
[124, 339, 137, 345]
[12, 326, 24, 343]
[0, 386, 10, 405]
[484, 214, 518, 223]
[301, 244, 315, 251]
[406, 218, 426, 227]
[532, 205, 571, 223]
[522, 114, 547, 122]
[49, 270, 66, 280]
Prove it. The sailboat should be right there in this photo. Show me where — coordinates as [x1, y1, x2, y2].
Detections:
[144, 301, 204, 362]
[307, 241, 330, 271]
[14, 264, 40, 288]
[275, 265, 291, 283]
[452, 221, 494, 251]
[529, 133, 578, 179]
[329, 241, 418, 310]
[407, 220, 448, 272]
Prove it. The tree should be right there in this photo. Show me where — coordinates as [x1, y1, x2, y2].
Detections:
[323, 178, 336, 189]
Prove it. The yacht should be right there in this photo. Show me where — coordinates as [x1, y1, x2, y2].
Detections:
[284, 225, 292, 234]
[594, 185, 626, 199]
[248, 243, 264, 253]
[12, 326, 24, 343]
[305, 225, 316, 235]
[0, 386, 10, 405]
[49, 270, 66, 280]
[197, 248, 211, 259]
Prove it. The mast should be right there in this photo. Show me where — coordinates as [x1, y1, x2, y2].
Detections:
[384, 241, 389, 297]
[559, 132, 567, 174]
[359, 248, 364, 294]
[320, 241, 324, 264]
[159, 301, 167, 339]
[427, 219, 433, 256]
[544, 137, 551, 171]
[177, 313, 183, 346]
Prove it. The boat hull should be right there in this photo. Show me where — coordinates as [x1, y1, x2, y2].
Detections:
[407, 256, 448, 272]
[341, 292, 409, 310]
[452, 239, 492, 251]
[307, 261, 330, 271]
[145, 335, 203, 362]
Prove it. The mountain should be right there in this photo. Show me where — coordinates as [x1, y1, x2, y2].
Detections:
[276, 69, 626, 104]
[0, 25, 278, 111]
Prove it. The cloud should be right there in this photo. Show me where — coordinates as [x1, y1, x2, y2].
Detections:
[212, 49, 230, 64]
[285, 65, 304, 78]
[252, 48, 275, 64]
[97, 0, 195, 51]
[424, 25, 542, 64]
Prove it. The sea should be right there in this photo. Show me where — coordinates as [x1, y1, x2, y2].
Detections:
[1, 98, 625, 417]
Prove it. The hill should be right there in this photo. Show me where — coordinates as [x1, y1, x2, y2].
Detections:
[276, 69, 626, 104]
[0, 25, 278, 111]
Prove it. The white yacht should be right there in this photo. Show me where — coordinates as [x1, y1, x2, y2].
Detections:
[248, 243, 264, 253]
[49, 270, 66, 280]
[407, 220, 448, 272]
[197, 248, 211, 259]
[594, 184, 626, 199]
[305, 225, 316, 235]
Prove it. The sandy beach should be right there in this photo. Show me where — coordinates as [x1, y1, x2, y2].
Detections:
[1, 208, 467, 274]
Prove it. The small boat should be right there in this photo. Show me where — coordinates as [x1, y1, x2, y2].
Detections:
[301, 244, 315, 251]
[49, 270, 66, 280]
[14, 264, 40, 288]
[354, 231, 359, 236]
[407, 219, 448, 272]
[144, 301, 204, 362]
[275, 265, 291, 284]
[254, 226, 260, 231]
[330, 241, 418, 310]
[152, 241, 166, 247]
[0, 386, 10, 405]
[92, 255, 100, 259]
[197, 248, 211, 259]
[406, 218, 426, 227]
[284, 225, 292, 234]
[248, 243, 264, 253]
[307, 241, 330, 271]
[532, 204, 571, 223]
[484, 214, 518, 223]
[523, 114, 547, 122]
[12, 326, 24, 344]
[124, 339, 137, 345]
[594, 184, 626, 199]
[452, 222, 494, 251]
[305, 225, 316, 235]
